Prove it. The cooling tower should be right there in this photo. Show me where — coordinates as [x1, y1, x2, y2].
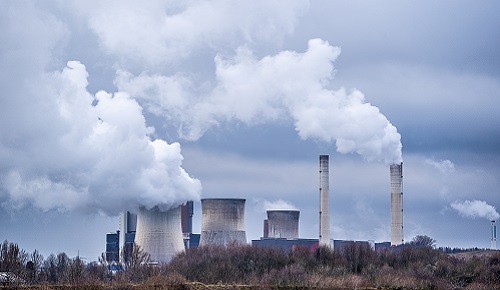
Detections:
[200, 198, 247, 246]
[492, 220, 497, 250]
[390, 163, 404, 246]
[319, 155, 330, 246]
[267, 210, 300, 239]
[135, 205, 184, 263]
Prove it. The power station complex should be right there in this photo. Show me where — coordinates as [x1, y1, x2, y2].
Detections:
[106, 155, 406, 263]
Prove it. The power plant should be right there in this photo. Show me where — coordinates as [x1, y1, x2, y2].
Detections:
[107, 155, 409, 261]
[319, 155, 330, 246]
[134, 205, 184, 263]
[390, 163, 404, 246]
[199, 198, 247, 246]
[264, 210, 300, 239]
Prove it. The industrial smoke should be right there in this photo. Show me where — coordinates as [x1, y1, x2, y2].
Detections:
[117, 39, 403, 164]
[0, 61, 201, 215]
[450, 200, 500, 221]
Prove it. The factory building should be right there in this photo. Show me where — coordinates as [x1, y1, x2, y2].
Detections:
[200, 198, 247, 246]
[105, 231, 119, 263]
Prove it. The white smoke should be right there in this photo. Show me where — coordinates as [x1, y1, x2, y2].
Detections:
[263, 199, 298, 211]
[0, 61, 201, 215]
[451, 200, 500, 221]
[77, 0, 309, 65]
[426, 159, 455, 174]
[117, 39, 403, 164]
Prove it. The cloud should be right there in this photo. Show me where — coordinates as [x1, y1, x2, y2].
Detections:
[426, 159, 455, 174]
[78, 0, 309, 66]
[117, 39, 402, 164]
[450, 200, 500, 221]
[0, 61, 201, 215]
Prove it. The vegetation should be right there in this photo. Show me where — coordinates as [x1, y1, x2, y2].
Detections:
[1, 236, 500, 289]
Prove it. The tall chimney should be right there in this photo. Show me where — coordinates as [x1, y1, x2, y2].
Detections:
[390, 162, 404, 246]
[319, 155, 330, 246]
[492, 220, 497, 250]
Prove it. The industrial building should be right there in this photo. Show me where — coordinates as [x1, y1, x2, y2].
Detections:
[200, 198, 247, 246]
[106, 154, 402, 263]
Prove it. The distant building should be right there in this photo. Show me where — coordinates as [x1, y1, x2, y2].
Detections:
[105, 232, 119, 263]
[252, 238, 319, 253]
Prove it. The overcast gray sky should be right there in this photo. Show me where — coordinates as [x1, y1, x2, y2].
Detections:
[1, 0, 499, 260]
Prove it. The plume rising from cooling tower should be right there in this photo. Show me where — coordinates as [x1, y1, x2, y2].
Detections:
[390, 163, 404, 246]
[319, 155, 330, 246]
[135, 205, 184, 263]
[200, 198, 247, 246]
[266, 210, 300, 239]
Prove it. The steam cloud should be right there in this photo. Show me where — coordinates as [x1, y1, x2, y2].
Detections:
[0, 61, 201, 215]
[451, 200, 500, 221]
[1, 1, 402, 216]
[117, 39, 403, 164]
[263, 199, 298, 211]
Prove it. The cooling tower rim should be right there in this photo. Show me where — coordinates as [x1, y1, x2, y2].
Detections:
[201, 198, 246, 202]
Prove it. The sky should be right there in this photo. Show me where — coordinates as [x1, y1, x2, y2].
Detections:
[1, 0, 500, 261]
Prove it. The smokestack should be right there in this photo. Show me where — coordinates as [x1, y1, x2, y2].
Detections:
[319, 155, 330, 246]
[492, 220, 497, 250]
[267, 210, 300, 239]
[390, 162, 404, 246]
[200, 198, 247, 246]
[135, 206, 184, 263]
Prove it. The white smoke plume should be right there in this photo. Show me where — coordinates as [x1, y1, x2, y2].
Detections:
[263, 199, 298, 211]
[117, 39, 403, 164]
[451, 200, 500, 221]
[426, 158, 455, 174]
[0, 61, 201, 215]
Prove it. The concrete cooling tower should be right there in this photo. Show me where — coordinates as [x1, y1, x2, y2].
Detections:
[267, 210, 300, 239]
[390, 163, 404, 246]
[135, 205, 184, 263]
[200, 198, 247, 246]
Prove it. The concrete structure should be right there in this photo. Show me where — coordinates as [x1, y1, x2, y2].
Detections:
[492, 220, 497, 250]
[119, 211, 137, 262]
[181, 201, 194, 249]
[105, 231, 119, 263]
[200, 198, 247, 246]
[319, 155, 330, 246]
[266, 210, 300, 239]
[390, 163, 404, 246]
[135, 206, 184, 263]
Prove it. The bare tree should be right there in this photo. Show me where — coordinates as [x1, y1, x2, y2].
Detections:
[410, 235, 436, 248]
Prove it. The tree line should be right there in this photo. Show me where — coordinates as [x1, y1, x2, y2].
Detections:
[1, 236, 499, 289]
